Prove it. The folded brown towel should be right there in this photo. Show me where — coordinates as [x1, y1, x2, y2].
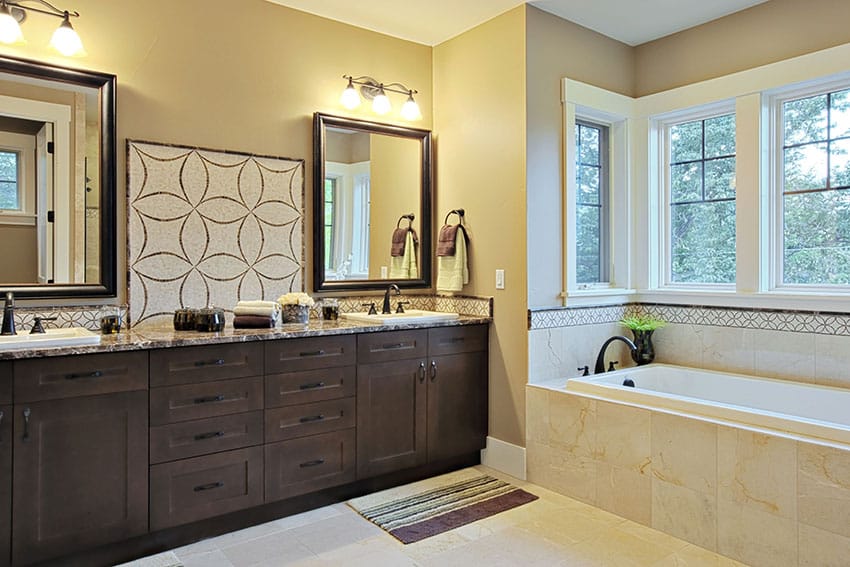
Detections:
[391, 228, 420, 257]
[233, 315, 275, 329]
[437, 224, 461, 256]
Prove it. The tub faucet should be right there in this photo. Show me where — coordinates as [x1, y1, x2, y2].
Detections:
[1, 292, 15, 336]
[594, 335, 637, 374]
[382, 284, 400, 315]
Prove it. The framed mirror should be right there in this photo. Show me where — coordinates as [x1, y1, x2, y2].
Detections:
[0, 55, 116, 298]
[313, 113, 432, 292]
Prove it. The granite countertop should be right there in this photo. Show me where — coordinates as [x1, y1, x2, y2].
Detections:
[0, 315, 492, 360]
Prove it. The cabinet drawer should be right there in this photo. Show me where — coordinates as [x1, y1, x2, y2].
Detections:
[428, 325, 488, 356]
[150, 343, 263, 387]
[150, 411, 264, 464]
[150, 376, 263, 426]
[150, 446, 263, 531]
[265, 366, 355, 408]
[14, 351, 148, 402]
[0, 362, 10, 404]
[265, 429, 355, 502]
[265, 336, 355, 373]
[357, 330, 427, 364]
[265, 398, 355, 443]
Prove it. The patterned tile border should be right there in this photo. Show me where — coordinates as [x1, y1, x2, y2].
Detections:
[529, 302, 850, 337]
[329, 294, 492, 318]
[11, 305, 128, 332]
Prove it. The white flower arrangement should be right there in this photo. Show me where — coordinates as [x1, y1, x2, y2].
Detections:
[277, 292, 315, 307]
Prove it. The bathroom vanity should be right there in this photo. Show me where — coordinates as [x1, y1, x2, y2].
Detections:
[0, 318, 489, 566]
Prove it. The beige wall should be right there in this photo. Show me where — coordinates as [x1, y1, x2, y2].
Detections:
[635, 0, 850, 96]
[0, 225, 37, 282]
[0, 0, 432, 304]
[434, 6, 527, 446]
[368, 134, 421, 279]
[525, 6, 634, 308]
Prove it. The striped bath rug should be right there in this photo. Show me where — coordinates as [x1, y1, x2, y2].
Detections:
[348, 469, 538, 544]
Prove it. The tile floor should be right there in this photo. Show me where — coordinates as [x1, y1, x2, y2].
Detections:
[125, 466, 745, 567]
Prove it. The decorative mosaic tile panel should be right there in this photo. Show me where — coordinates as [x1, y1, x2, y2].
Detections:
[529, 302, 850, 337]
[127, 141, 305, 326]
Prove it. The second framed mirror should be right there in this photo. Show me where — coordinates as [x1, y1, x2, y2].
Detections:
[313, 113, 432, 292]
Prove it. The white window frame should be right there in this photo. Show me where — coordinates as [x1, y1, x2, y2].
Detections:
[767, 74, 850, 294]
[0, 133, 35, 226]
[561, 78, 635, 306]
[653, 101, 737, 291]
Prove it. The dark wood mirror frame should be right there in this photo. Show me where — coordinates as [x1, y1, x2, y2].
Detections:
[0, 55, 116, 298]
[312, 112, 432, 292]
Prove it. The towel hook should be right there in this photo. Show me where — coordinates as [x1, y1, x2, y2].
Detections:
[396, 213, 415, 229]
[444, 208, 465, 225]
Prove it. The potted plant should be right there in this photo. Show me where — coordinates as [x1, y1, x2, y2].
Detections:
[277, 292, 315, 324]
[619, 314, 666, 365]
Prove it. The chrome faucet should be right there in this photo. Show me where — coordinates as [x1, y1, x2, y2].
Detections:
[1, 292, 15, 336]
[382, 284, 401, 314]
[594, 335, 637, 374]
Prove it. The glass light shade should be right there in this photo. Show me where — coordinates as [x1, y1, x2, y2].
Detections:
[0, 7, 22, 45]
[401, 95, 422, 121]
[372, 90, 391, 115]
[340, 83, 361, 109]
[49, 17, 85, 57]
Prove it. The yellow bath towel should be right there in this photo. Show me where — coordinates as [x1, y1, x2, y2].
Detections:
[390, 231, 418, 279]
[436, 227, 468, 293]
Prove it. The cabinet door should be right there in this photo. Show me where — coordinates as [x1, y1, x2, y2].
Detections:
[0, 405, 10, 567]
[356, 359, 427, 478]
[427, 352, 488, 463]
[12, 392, 148, 565]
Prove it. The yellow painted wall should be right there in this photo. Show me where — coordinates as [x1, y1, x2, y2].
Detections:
[635, 0, 850, 96]
[434, 6, 527, 446]
[0, 0, 433, 303]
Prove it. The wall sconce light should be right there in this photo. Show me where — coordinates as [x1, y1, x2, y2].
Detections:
[0, 0, 85, 56]
[340, 75, 422, 121]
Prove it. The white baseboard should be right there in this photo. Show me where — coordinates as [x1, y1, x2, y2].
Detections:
[480, 436, 526, 480]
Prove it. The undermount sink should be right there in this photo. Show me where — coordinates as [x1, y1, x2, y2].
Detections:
[0, 327, 102, 350]
[341, 310, 460, 325]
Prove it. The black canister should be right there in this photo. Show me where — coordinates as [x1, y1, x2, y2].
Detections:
[195, 308, 225, 332]
[173, 308, 198, 331]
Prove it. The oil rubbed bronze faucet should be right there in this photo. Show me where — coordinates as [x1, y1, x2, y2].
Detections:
[594, 335, 637, 374]
[1, 292, 15, 336]
[382, 284, 401, 315]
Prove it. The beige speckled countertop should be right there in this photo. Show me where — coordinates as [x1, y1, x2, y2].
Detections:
[0, 316, 492, 360]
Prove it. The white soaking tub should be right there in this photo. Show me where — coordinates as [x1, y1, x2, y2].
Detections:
[566, 363, 850, 445]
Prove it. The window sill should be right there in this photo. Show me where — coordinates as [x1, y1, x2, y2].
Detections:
[638, 288, 850, 313]
[0, 213, 35, 226]
[563, 288, 636, 307]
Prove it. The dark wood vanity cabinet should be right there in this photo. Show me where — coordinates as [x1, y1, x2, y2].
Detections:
[0, 363, 11, 567]
[11, 354, 149, 566]
[356, 325, 488, 478]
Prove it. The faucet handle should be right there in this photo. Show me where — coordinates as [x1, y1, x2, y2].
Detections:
[608, 360, 619, 372]
[361, 302, 378, 315]
[577, 365, 590, 376]
[395, 301, 410, 314]
[30, 317, 57, 334]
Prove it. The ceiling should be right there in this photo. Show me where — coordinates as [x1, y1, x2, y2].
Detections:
[265, 0, 770, 47]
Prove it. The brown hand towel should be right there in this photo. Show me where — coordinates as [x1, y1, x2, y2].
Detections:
[233, 315, 275, 329]
[391, 228, 408, 257]
[437, 224, 460, 256]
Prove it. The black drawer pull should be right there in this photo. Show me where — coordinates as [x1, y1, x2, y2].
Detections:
[299, 382, 325, 390]
[194, 358, 225, 367]
[22, 407, 30, 441]
[299, 414, 325, 423]
[299, 350, 326, 357]
[0, 409, 3, 443]
[381, 343, 406, 350]
[430, 360, 438, 381]
[299, 459, 325, 468]
[193, 481, 224, 492]
[194, 430, 225, 441]
[66, 370, 103, 380]
[193, 394, 225, 404]
[418, 361, 425, 383]
[448, 337, 465, 343]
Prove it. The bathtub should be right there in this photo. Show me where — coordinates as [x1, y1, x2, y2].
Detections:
[566, 363, 850, 446]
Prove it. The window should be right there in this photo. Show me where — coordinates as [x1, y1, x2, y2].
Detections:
[780, 87, 850, 285]
[575, 120, 609, 284]
[323, 177, 336, 272]
[665, 113, 736, 285]
[0, 149, 20, 211]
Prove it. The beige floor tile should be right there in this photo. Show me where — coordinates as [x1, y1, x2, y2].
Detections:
[400, 529, 472, 563]
[563, 523, 684, 567]
[289, 513, 384, 555]
[650, 544, 747, 566]
[220, 531, 315, 566]
[419, 525, 572, 567]
[180, 549, 236, 567]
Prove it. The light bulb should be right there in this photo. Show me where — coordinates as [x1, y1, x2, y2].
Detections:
[401, 93, 421, 121]
[0, 4, 22, 45]
[340, 78, 361, 109]
[372, 87, 391, 115]
[49, 13, 85, 57]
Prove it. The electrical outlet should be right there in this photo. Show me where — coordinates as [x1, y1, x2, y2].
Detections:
[380, 266, 388, 278]
[495, 269, 505, 290]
